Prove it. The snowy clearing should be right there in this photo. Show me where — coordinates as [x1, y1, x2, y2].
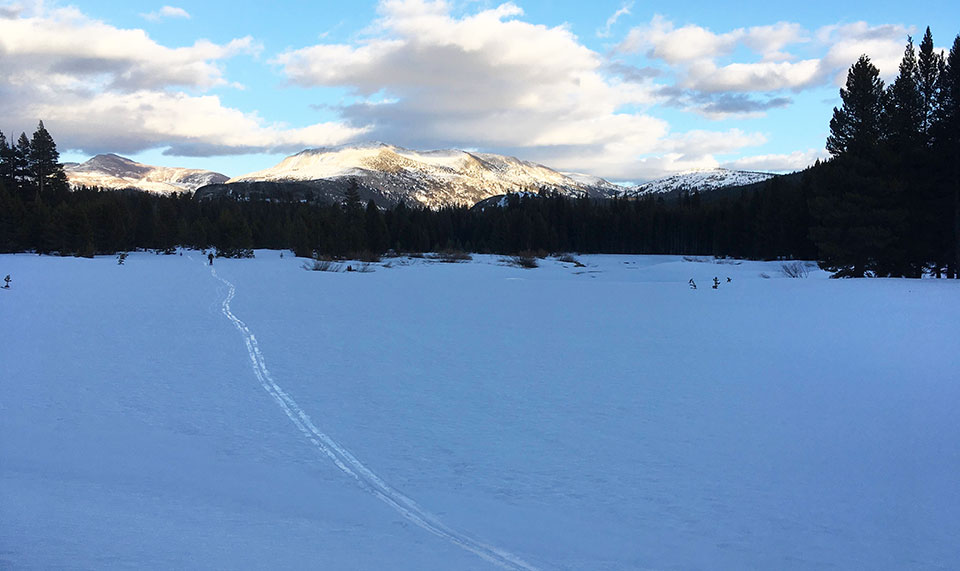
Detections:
[2, 252, 958, 570]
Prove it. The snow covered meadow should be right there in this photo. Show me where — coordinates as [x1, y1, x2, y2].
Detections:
[2, 252, 958, 570]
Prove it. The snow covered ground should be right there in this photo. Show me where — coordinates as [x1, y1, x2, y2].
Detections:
[2, 252, 958, 570]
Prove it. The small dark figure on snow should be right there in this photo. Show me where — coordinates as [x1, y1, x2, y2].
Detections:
[280, 251, 284, 259]
[726, 277, 731, 283]
[208, 253, 214, 265]
[3, 275, 10, 289]
[688, 278, 697, 290]
[712, 277, 720, 289]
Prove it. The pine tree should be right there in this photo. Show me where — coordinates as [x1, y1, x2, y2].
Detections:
[826, 56, 886, 158]
[29, 121, 67, 197]
[0, 131, 16, 191]
[343, 178, 361, 212]
[815, 55, 904, 277]
[364, 199, 389, 253]
[886, 38, 924, 150]
[933, 35, 960, 276]
[886, 37, 928, 276]
[917, 27, 942, 139]
[13, 133, 32, 196]
[342, 179, 365, 252]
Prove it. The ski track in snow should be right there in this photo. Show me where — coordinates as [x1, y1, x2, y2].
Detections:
[207, 264, 538, 571]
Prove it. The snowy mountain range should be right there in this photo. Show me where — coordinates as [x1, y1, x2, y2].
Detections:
[625, 168, 776, 197]
[197, 142, 623, 208]
[62, 148, 777, 207]
[64, 154, 228, 194]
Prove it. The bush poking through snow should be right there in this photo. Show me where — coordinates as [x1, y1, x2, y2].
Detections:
[217, 248, 255, 259]
[352, 251, 382, 263]
[556, 253, 585, 267]
[430, 251, 473, 263]
[304, 259, 342, 272]
[504, 254, 538, 269]
[781, 261, 810, 278]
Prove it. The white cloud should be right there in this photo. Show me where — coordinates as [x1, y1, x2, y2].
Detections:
[0, 5, 362, 156]
[28, 91, 367, 156]
[0, 4, 23, 19]
[142, 6, 191, 22]
[722, 148, 828, 172]
[597, 2, 632, 39]
[817, 22, 912, 84]
[0, 6, 258, 90]
[617, 16, 915, 107]
[742, 22, 809, 61]
[685, 59, 822, 92]
[618, 15, 743, 63]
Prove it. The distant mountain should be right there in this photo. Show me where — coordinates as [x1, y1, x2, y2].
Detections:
[626, 168, 776, 198]
[196, 142, 623, 208]
[65, 154, 228, 194]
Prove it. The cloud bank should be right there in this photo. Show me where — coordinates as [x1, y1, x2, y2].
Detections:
[0, 4, 364, 157]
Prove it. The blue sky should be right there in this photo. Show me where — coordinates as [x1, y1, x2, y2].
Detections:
[1, 0, 958, 182]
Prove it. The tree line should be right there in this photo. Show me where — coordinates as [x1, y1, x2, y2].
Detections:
[0, 28, 958, 276]
[0, 174, 817, 260]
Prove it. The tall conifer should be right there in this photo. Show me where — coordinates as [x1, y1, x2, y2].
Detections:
[816, 56, 903, 276]
[0, 131, 15, 191]
[13, 133, 32, 196]
[933, 35, 960, 275]
[826, 55, 886, 158]
[886, 38, 924, 150]
[918, 27, 942, 139]
[29, 121, 67, 197]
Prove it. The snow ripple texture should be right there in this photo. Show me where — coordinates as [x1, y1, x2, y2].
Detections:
[210, 266, 537, 571]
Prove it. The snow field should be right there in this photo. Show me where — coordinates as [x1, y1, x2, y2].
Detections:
[2, 252, 958, 569]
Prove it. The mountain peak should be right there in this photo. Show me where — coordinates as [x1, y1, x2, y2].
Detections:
[218, 144, 624, 208]
[65, 154, 228, 194]
[628, 168, 775, 196]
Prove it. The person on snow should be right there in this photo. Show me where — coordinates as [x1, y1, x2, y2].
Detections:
[208, 253, 214, 265]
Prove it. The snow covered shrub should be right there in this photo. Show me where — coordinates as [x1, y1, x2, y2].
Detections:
[781, 261, 809, 278]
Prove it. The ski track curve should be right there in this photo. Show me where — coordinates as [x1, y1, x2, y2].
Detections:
[208, 265, 538, 571]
